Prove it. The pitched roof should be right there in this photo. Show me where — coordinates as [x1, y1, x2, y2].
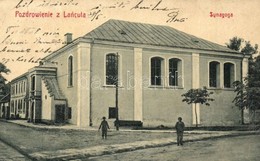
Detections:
[42, 76, 66, 100]
[84, 19, 237, 53]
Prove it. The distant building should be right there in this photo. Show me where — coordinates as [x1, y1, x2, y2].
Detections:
[9, 73, 29, 119]
[0, 93, 10, 119]
[10, 19, 249, 127]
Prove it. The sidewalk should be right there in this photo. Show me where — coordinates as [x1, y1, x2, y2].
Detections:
[29, 130, 259, 160]
[2, 119, 260, 161]
[5, 119, 239, 134]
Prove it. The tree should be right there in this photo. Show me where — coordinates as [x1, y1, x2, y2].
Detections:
[227, 37, 259, 124]
[0, 63, 11, 97]
[232, 81, 247, 124]
[226, 37, 258, 56]
[241, 41, 258, 56]
[226, 37, 243, 51]
[181, 87, 214, 127]
[247, 55, 260, 123]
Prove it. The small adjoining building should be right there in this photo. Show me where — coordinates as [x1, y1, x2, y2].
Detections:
[9, 19, 250, 127]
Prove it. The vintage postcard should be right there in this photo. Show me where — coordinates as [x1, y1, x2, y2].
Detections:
[0, 0, 259, 160]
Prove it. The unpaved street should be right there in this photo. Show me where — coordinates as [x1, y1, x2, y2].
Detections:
[0, 140, 29, 161]
[88, 135, 260, 161]
[0, 121, 174, 154]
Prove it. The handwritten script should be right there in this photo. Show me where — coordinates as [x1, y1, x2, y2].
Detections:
[1, 0, 189, 65]
[0, 25, 63, 64]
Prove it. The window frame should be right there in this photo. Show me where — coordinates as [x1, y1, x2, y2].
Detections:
[31, 76, 35, 91]
[208, 61, 221, 88]
[224, 62, 236, 88]
[150, 56, 164, 86]
[68, 55, 73, 87]
[168, 57, 183, 87]
[104, 53, 122, 87]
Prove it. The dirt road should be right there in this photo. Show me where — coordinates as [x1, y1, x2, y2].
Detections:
[88, 135, 260, 161]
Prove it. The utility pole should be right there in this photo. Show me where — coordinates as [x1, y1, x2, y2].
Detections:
[115, 53, 119, 130]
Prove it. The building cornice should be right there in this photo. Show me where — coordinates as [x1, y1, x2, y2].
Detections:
[84, 38, 243, 58]
[42, 36, 243, 63]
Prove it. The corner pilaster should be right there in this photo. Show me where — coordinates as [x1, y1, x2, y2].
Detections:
[134, 48, 143, 121]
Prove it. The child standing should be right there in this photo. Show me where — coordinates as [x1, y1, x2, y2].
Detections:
[98, 117, 110, 139]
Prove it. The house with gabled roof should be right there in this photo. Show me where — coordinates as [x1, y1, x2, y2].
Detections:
[12, 19, 249, 127]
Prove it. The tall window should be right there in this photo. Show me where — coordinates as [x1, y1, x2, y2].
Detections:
[18, 100, 22, 112]
[31, 76, 35, 91]
[169, 58, 181, 86]
[106, 53, 118, 85]
[224, 63, 235, 88]
[209, 61, 220, 87]
[19, 83, 21, 93]
[68, 56, 73, 86]
[23, 81, 26, 93]
[151, 57, 162, 85]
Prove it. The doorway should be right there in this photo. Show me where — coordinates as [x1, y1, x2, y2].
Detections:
[55, 105, 65, 123]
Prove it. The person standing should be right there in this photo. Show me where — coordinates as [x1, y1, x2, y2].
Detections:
[114, 118, 120, 131]
[175, 117, 185, 146]
[98, 117, 110, 139]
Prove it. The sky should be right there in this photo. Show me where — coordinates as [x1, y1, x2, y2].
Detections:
[0, 0, 260, 81]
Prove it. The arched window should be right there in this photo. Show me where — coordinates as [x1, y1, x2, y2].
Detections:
[224, 63, 235, 88]
[209, 61, 220, 87]
[68, 56, 73, 86]
[169, 58, 182, 86]
[151, 57, 163, 86]
[106, 53, 118, 85]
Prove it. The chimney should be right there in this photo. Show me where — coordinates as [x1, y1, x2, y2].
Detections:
[64, 33, 72, 44]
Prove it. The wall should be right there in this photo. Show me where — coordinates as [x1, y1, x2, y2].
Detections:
[141, 49, 243, 127]
[42, 40, 244, 127]
[45, 45, 79, 125]
[41, 79, 52, 123]
[44, 43, 91, 127]
[142, 49, 193, 127]
[200, 89, 240, 125]
[90, 44, 135, 126]
[199, 55, 242, 125]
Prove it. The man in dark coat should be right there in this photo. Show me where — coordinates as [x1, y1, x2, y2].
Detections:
[175, 117, 185, 146]
[98, 117, 110, 139]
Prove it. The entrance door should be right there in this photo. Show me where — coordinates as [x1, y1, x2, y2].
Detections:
[55, 105, 65, 123]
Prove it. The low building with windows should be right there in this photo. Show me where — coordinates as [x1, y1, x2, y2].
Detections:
[11, 19, 249, 127]
[10, 73, 29, 119]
